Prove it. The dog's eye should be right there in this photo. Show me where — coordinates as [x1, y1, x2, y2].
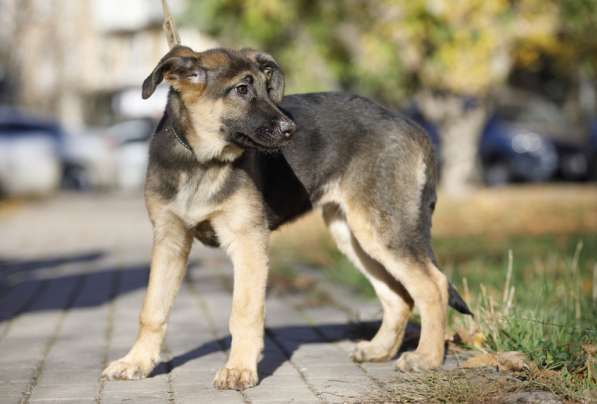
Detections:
[263, 68, 272, 79]
[235, 84, 249, 96]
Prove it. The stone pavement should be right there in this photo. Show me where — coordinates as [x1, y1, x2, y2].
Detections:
[0, 194, 465, 404]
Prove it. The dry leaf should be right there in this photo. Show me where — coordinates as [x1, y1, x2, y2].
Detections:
[582, 344, 597, 356]
[454, 328, 486, 349]
[496, 351, 529, 372]
[461, 351, 530, 372]
[470, 332, 486, 349]
[461, 353, 497, 368]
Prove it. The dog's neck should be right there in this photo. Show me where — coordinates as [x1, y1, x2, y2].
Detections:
[167, 91, 244, 165]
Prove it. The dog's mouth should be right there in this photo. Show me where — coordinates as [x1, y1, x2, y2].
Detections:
[231, 132, 286, 152]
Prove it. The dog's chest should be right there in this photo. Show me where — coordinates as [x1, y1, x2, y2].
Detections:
[172, 165, 234, 226]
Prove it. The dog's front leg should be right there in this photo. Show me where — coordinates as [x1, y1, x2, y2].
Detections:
[103, 212, 192, 380]
[212, 216, 269, 390]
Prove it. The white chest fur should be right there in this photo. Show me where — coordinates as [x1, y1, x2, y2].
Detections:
[171, 165, 233, 227]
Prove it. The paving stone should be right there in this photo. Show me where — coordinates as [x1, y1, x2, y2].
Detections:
[28, 383, 97, 401]
[102, 377, 169, 394]
[0, 383, 28, 403]
[245, 385, 318, 402]
[0, 367, 35, 383]
[102, 392, 170, 403]
[37, 369, 100, 386]
[251, 401, 321, 404]
[254, 374, 308, 388]
[30, 400, 97, 404]
[0, 194, 445, 404]
[301, 365, 367, 380]
[173, 384, 243, 404]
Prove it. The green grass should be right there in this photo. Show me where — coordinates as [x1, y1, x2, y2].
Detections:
[287, 232, 597, 398]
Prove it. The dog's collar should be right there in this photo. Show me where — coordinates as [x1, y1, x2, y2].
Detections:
[167, 126, 193, 153]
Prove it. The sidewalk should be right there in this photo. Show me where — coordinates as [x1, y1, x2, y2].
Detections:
[0, 194, 464, 404]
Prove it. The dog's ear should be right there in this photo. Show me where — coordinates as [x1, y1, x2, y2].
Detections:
[241, 48, 285, 103]
[142, 45, 206, 99]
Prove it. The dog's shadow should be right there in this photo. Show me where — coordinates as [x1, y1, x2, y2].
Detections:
[152, 321, 421, 379]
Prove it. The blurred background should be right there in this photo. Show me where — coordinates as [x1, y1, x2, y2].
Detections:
[0, 0, 596, 395]
[1, 0, 597, 194]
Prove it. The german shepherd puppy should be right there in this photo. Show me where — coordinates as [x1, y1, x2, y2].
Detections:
[102, 45, 471, 390]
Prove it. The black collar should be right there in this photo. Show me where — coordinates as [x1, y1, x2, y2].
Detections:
[167, 126, 193, 153]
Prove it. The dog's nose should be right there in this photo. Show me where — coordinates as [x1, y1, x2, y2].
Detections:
[279, 119, 296, 138]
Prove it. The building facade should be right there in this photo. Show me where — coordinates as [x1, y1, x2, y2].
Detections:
[0, 0, 215, 129]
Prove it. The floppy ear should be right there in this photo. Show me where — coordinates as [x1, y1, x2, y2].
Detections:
[142, 46, 206, 99]
[241, 48, 285, 103]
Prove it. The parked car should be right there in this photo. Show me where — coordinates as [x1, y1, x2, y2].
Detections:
[103, 118, 156, 190]
[0, 108, 63, 196]
[62, 130, 116, 191]
[407, 93, 594, 186]
[481, 96, 591, 185]
[67, 118, 156, 191]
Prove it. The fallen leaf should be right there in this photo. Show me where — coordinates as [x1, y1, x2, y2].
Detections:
[454, 328, 486, 349]
[470, 332, 486, 349]
[460, 351, 530, 372]
[582, 344, 597, 356]
[497, 351, 529, 372]
[461, 353, 497, 368]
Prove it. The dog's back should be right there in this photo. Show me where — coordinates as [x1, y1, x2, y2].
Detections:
[279, 92, 437, 206]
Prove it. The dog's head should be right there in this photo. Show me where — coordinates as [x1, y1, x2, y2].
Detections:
[142, 46, 294, 157]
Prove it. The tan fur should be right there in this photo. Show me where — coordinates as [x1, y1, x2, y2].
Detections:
[343, 206, 447, 371]
[103, 53, 270, 387]
[315, 162, 448, 372]
[184, 99, 244, 164]
[103, 45, 455, 391]
[211, 191, 269, 389]
[103, 144, 270, 389]
[103, 209, 192, 379]
[200, 51, 233, 70]
[323, 204, 413, 362]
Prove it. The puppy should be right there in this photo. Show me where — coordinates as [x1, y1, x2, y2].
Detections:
[102, 45, 470, 391]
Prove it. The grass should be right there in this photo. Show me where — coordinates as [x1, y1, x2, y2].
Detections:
[269, 185, 597, 401]
[448, 236, 597, 399]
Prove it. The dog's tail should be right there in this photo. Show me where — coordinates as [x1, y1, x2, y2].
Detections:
[448, 282, 473, 316]
[161, 0, 181, 49]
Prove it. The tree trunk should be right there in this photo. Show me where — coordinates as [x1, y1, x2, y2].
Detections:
[416, 92, 487, 196]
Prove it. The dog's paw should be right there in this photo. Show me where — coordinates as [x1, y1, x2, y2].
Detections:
[213, 367, 258, 390]
[395, 351, 442, 372]
[351, 340, 394, 363]
[102, 357, 156, 381]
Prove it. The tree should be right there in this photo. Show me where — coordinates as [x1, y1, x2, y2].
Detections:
[184, 0, 562, 193]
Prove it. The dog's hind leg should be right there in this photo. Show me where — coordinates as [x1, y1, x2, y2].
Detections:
[343, 203, 448, 372]
[102, 211, 192, 380]
[323, 204, 413, 363]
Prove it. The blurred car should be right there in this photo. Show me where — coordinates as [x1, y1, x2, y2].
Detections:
[0, 108, 63, 196]
[62, 130, 116, 191]
[103, 118, 156, 190]
[407, 93, 594, 186]
[70, 118, 156, 192]
[481, 96, 590, 185]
